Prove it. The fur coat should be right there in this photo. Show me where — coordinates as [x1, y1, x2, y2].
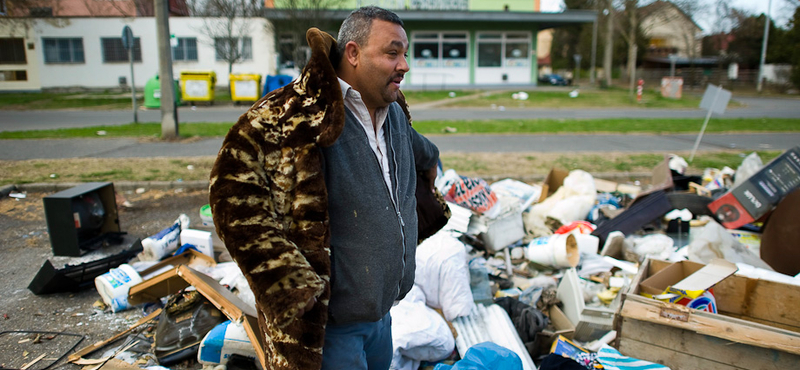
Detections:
[209, 28, 448, 370]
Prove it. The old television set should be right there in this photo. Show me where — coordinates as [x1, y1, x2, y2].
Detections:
[43, 182, 123, 256]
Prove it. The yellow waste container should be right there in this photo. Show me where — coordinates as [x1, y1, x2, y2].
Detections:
[229, 73, 262, 104]
[180, 71, 216, 104]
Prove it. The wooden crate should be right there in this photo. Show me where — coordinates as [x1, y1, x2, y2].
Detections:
[615, 258, 800, 370]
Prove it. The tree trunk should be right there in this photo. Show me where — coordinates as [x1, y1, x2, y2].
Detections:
[228, 61, 234, 95]
[626, 0, 638, 98]
[603, 0, 614, 88]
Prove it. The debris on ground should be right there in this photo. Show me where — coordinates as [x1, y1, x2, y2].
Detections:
[5, 145, 800, 370]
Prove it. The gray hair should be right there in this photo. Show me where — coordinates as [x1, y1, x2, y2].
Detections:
[336, 6, 404, 61]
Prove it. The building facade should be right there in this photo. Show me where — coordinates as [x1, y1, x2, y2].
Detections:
[265, 1, 594, 87]
[0, 17, 273, 91]
[1, 0, 594, 91]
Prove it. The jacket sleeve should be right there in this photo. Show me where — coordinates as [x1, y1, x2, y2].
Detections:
[209, 113, 325, 328]
[410, 127, 439, 172]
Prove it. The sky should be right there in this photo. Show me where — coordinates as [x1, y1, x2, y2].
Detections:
[540, 0, 796, 30]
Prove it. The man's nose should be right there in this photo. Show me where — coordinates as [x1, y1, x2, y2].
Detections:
[397, 54, 410, 73]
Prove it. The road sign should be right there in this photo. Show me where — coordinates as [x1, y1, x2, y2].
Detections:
[122, 26, 134, 50]
[699, 84, 732, 115]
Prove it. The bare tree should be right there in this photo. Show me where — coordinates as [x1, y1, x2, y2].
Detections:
[267, 0, 346, 70]
[614, 0, 639, 98]
[1, 0, 70, 34]
[603, 0, 614, 88]
[188, 0, 261, 83]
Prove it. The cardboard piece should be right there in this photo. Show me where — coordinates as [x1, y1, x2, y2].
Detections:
[69, 308, 162, 362]
[634, 156, 674, 201]
[537, 306, 576, 355]
[639, 259, 737, 313]
[127, 266, 265, 368]
[708, 146, 800, 229]
[540, 167, 569, 202]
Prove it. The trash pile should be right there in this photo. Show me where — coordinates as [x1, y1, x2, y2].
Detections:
[19, 145, 800, 370]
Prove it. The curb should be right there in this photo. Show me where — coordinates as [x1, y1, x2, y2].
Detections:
[9, 172, 653, 194]
[14, 180, 210, 193]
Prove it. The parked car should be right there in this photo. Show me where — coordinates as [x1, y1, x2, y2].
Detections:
[538, 74, 569, 86]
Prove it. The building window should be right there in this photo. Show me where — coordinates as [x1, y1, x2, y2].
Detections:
[0, 70, 28, 81]
[101, 37, 141, 63]
[411, 32, 468, 68]
[215, 37, 252, 61]
[172, 37, 198, 61]
[0, 38, 27, 64]
[29, 7, 53, 17]
[43, 38, 85, 64]
[477, 32, 530, 68]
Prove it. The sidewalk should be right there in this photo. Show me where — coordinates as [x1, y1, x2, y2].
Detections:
[2, 133, 800, 161]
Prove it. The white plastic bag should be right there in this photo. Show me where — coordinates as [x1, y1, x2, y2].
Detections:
[733, 152, 764, 188]
[687, 219, 774, 270]
[390, 286, 455, 370]
[524, 170, 597, 237]
[414, 232, 475, 321]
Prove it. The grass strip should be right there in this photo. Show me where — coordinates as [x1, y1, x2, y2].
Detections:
[1, 150, 782, 185]
[1, 118, 798, 139]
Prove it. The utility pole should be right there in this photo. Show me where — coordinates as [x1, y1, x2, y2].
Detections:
[590, 16, 598, 84]
[756, 0, 772, 93]
[155, 0, 178, 139]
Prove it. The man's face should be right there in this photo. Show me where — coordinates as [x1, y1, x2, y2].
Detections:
[352, 19, 409, 110]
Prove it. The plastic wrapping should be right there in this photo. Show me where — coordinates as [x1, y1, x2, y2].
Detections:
[415, 232, 476, 321]
[390, 286, 455, 370]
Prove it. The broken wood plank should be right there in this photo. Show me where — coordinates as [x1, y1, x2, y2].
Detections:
[20, 353, 46, 370]
[68, 309, 161, 363]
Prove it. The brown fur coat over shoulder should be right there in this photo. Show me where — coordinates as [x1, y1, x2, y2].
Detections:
[209, 27, 448, 370]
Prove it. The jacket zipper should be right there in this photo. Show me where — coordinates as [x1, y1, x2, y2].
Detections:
[350, 108, 408, 298]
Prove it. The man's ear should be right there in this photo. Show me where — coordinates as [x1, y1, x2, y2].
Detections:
[344, 41, 360, 67]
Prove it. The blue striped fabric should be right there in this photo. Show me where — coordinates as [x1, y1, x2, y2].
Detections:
[596, 345, 671, 370]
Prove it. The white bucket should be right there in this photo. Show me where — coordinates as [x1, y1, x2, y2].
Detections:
[94, 264, 143, 313]
[573, 233, 599, 255]
[526, 234, 580, 268]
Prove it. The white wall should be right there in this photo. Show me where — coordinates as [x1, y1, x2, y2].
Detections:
[0, 23, 43, 92]
[29, 17, 274, 89]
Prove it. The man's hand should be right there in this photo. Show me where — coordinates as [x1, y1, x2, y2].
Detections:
[295, 295, 317, 319]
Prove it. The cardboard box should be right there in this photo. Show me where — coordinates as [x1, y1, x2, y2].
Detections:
[708, 146, 800, 229]
[638, 259, 737, 313]
[536, 306, 576, 355]
[615, 258, 800, 370]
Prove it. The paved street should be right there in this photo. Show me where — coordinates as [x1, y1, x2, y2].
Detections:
[1, 96, 799, 132]
[0, 96, 797, 160]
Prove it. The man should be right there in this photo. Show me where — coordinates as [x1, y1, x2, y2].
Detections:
[209, 6, 442, 370]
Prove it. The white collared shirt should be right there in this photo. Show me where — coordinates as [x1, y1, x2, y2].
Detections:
[338, 78, 393, 197]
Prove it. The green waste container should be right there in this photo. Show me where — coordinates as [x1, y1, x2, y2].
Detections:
[144, 75, 180, 109]
[180, 71, 216, 104]
[229, 73, 262, 104]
